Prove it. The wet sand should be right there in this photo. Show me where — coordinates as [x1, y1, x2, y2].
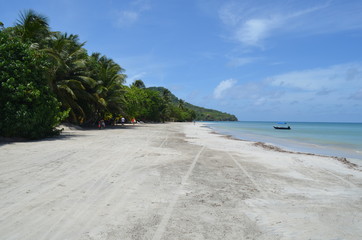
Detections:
[0, 122, 361, 239]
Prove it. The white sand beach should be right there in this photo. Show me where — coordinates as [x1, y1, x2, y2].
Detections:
[0, 122, 361, 240]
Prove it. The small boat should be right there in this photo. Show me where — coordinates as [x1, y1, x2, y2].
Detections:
[273, 126, 291, 130]
[273, 122, 291, 130]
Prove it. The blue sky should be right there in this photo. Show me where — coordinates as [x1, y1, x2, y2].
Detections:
[2, 0, 362, 122]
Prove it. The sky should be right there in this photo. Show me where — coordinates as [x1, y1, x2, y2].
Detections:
[1, 0, 362, 122]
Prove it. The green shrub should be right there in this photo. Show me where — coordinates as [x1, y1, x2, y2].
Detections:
[0, 31, 68, 139]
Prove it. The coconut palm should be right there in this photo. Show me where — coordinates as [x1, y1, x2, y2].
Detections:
[132, 79, 146, 89]
[45, 32, 97, 123]
[162, 89, 172, 104]
[10, 10, 127, 124]
[178, 99, 185, 110]
[88, 53, 127, 120]
[15, 9, 50, 45]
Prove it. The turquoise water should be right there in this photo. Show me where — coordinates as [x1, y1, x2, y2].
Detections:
[204, 121, 362, 161]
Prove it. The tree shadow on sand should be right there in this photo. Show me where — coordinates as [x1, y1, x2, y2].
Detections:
[0, 123, 145, 147]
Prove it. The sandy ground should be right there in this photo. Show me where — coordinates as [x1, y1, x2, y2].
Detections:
[0, 122, 362, 240]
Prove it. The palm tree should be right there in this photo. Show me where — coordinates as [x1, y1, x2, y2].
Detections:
[45, 32, 97, 123]
[15, 9, 50, 45]
[162, 89, 172, 103]
[178, 99, 185, 110]
[88, 53, 127, 120]
[11, 10, 128, 125]
[12, 10, 95, 123]
[132, 79, 145, 89]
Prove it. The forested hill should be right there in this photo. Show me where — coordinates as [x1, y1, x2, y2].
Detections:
[184, 103, 238, 121]
[148, 87, 238, 121]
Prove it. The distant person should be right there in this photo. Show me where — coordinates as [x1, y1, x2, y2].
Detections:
[101, 119, 105, 129]
[121, 117, 125, 126]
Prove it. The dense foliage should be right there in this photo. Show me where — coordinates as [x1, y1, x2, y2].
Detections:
[185, 103, 238, 121]
[1, 10, 237, 139]
[125, 84, 196, 122]
[149, 87, 238, 121]
[0, 31, 67, 139]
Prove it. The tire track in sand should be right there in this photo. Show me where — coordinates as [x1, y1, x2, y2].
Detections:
[73, 134, 171, 240]
[0, 146, 108, 222]
[151, 145, 205, 240]
[39, 133, 169, 240]
[227, 152, 268, 199]
[0, 148, 136, 240]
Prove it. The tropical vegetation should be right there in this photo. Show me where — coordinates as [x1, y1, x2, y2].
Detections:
[0, 30, 67, 139]
[0, 10, 237, 139]
[149, 87, 237, 121]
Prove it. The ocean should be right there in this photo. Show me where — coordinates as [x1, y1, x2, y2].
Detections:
[203, 121, 362, 161]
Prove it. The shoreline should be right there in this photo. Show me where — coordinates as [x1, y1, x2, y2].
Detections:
[202, 123, 362, 170]
[1, 122, 362, 239]
[184, 122, 362, 239]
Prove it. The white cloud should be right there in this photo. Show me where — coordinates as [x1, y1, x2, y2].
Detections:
[227, 56, 261, 67]
[213, 79, 237, 99]
[268, 63, 362, 91]
[209, 62, 362, 117]
[235, 16, 282, 47]
[117, 11, 139, 26]
[218, 1, 362, 47]
[254, 97, 267, 106]
[218, 2, 242, 27]
[115, 0, 151, 27]
[127, 72, 147, 84]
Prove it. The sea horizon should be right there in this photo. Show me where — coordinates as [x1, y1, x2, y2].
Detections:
[202, 121, 362, 162]
[234, 120, 362, 124]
